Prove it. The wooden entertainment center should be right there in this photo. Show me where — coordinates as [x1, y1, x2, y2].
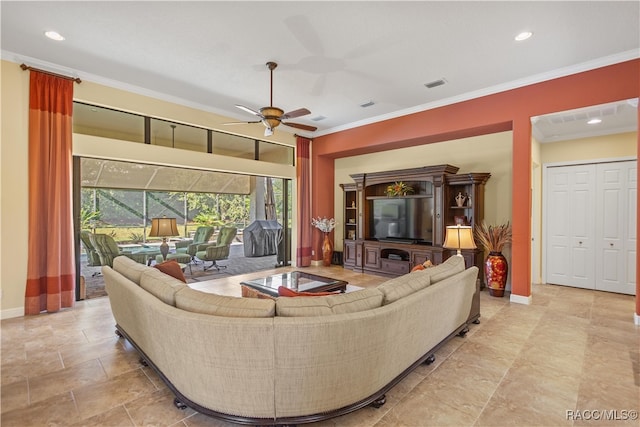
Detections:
[341, 164, 490, 282]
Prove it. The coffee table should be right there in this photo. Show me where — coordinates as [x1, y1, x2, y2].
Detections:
[241, 271, 348, 297]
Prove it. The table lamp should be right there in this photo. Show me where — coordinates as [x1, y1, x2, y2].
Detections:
[443, 225, 476, 256]
[148, 217, 179, 260]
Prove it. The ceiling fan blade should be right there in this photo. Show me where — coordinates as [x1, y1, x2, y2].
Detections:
[235, 105, 262, 116]
[223, 120, 261, 125]
[282, 121, 317, 132]
[282, 108, 311, 119]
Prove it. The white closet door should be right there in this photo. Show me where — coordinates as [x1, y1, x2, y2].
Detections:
[545, 164, 595, 289]
[596, 161, 637, 294]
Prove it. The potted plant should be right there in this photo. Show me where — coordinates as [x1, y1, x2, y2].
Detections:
[474, 221, 512, 297]
[385, 182, 414, 197]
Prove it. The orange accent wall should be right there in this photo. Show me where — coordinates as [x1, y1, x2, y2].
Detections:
[312, 59, 639, 306]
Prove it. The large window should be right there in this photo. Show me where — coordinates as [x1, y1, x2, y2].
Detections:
[73, 101, 294, 165]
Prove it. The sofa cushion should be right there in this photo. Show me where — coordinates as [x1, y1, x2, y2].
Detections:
[154, 259, 186, 283]
[277, 286, 339, 297]
[112, 255, 148, 285]
[140, 268, 187, 306]
[325, 288, 384, 315]
[176, 287, 275, 318]
[423, 255, 465, 283]
[275, 296, 332, 317]
[276, 288, 383, 317]
[377, 272, 432, 305]
[241, 285, 276, 300]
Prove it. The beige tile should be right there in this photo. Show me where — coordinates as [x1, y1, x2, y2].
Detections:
[28, 358, 107, 404]
[69, 405, 135, 427]
[125, 388, 196, 426]
[0, 391, 81, 427]
[0, 379, 29, 414]
[58, 336, 125, 368]
[72, 368, 157, 420]
[181, 412, 238, 426]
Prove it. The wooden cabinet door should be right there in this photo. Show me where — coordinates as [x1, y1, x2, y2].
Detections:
[343, 241, 357, 267]
[364, 244, 381, 269]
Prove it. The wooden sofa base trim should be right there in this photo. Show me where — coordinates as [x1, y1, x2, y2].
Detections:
[115, 321, 470, 426]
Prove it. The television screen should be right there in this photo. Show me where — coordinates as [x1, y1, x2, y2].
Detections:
[369, 197, 433, 243]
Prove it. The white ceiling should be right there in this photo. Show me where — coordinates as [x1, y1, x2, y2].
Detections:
[2, 1, 638, 140]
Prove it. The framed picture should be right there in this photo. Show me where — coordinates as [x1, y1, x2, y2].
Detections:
[348, 230, 356, 240]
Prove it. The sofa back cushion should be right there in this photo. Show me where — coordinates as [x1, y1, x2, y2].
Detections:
[275, 288, 383, 317]
[113, 255, 149, 285]
[176, 287, 275, 318]
[423, 255, 466, 283]
[140, 268, 187, 306]
[377, 271, 432, 305]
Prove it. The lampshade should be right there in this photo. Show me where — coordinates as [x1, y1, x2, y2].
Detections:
[148, 217, 179, 237]
[149, 217, 179, 261]
[443, 225, 476, 255]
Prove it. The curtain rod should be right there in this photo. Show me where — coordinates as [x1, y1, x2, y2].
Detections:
[20, 63, 82, 84]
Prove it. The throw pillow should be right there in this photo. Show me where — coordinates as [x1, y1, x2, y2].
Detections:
[410, 259, 434, 272]
[277, 286, 340, 297]
[154, 260, 186, 283]
[241, 285, 276, 300]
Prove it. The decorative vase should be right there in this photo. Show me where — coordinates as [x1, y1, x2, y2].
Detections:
[322, 233, 333, 267]
[485, 252, 508, 297]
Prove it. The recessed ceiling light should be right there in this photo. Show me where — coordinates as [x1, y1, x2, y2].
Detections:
[587, 118, 602, 125]
[44, 31, 65, 41]
[515, 31, 533, 41]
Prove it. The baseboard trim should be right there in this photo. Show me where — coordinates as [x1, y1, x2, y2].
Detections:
[1, 306, 24, 319]
[510, 293, 532, 305]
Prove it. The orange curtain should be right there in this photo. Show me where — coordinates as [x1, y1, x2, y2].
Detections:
[24, 71, 75, 314]
[296, 136, 312, 267]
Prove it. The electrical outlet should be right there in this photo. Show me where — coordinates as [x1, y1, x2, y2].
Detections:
[311, 250, 315, 256]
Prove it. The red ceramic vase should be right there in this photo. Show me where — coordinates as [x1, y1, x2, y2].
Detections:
[485, 252, 508, 297]
[322, 233, 333, 267]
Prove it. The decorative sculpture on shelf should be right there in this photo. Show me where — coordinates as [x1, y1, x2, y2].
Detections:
[455, 192, 466, 207]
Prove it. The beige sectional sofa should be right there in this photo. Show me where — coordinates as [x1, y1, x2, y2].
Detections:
[103, 255, 479, 425]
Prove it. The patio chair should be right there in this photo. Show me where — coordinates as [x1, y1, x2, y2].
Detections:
[89, 233, 147, 267]
[80, 230, 102, 267]
[195, 226, 237, 271]
[174, 226, 214, 262]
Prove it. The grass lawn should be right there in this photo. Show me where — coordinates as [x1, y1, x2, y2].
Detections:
[89, 225, 203, 244]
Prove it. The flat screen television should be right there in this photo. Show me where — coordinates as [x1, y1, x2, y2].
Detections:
[369, 197, 433, 244]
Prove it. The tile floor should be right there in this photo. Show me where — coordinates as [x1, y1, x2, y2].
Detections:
[1, 266, 639, 427]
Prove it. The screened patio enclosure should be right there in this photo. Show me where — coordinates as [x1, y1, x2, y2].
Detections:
[75, 157, 292, 277]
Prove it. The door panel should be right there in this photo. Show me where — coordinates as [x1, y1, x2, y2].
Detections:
[545, 165, 595, 289]
[596, 161, 636, 295]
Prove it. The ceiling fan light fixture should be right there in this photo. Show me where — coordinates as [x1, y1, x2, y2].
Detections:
[264, 127, 273, 137]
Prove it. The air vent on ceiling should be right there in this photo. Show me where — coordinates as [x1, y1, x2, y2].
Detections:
[424, 78, 447, 89]
[359, 101, 375, 108]
[311, 115, 327, 122]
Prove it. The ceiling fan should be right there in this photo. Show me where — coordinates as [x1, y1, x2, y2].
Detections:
[225, 61, 317, 136]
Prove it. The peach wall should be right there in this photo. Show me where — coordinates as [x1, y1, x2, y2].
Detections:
[312, 59, 639, 307]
